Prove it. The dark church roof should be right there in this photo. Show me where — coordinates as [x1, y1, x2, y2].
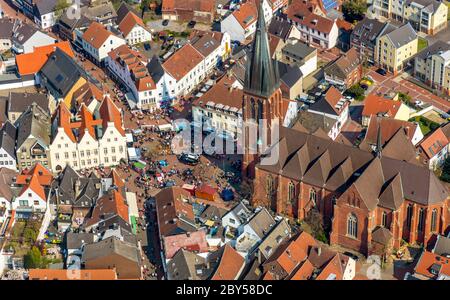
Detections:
[244, 0, 280, 98]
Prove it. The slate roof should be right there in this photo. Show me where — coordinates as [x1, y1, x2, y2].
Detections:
[66, 231, 95, 250]
[167, 248, 212, 280]
[278, 62, 303, 88]
[383, 23, 417, 49]
[324, 47, 361, 80]
[351, 17, 388, 47]
[414, 40, 450, 61]
[257, 127, 448, 209]
[0, 167, 18, 202]
[0, 121, 16, 159]
[257, 219, 292, 260]
[7, 92, 48, 114]
[245, 207, 276, 239]
[34, 0, 57, 17]
[268, 16, 294, 41]
[40, 48, 85, 97]
[15, 103, 50, 150]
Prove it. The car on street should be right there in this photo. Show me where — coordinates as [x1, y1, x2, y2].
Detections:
[144, 43, 151, 51]
[376, 68, 387, 76]
[188, 20, 196, 28]
[162, 19, 169, 26]
[415, 100, 424, 107]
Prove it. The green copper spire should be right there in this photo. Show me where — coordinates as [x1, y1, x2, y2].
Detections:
[244, 0, 280, 98]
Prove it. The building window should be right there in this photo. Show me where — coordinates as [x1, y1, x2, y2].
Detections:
[309, 188, 316, 204]
[417, 208, 425, 232]
[382, 212, 388, 228]
[347, 214, 358, 238]
[288, 182, 295, 204]
[431, 209, 437, 232]
[266, 175, 274, 199]
[406, 204, 413, 230]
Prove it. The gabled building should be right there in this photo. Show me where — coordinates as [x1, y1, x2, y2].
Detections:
[375, 23, 418, 75]
[302, 86, 349, 140]
[4, 92, 50, 124]
[13, 163, 53, 218]
[361, 93, 411, 126]
[413, 41, 450, 96]
[350, 17, 396, 65]
[210, 244, 246, 280]
[106, 45, 158, 111]
[280, 38, 317, 78]
[370, 0, 448, 35]
[221, 0, 273, 42]
[324, 47, 363, 89]
[166, 248, 213, 280]
[0, 121, 17, 171]
[39, 48, 88, 105]
[0, 167, 18, 226]
[33, 0, 59, 30]
[15, 103, 51, 170]
[116, 5, 152, 46]
[286, 0, 339, 50]
[82, 236, 141, 279]
[49, 97, 127, 172]
[10, 21, 56, 54]
[80, 22, 126, 65]
[418, 123, 450, 170]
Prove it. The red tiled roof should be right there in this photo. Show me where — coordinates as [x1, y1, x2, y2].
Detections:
[231, 0, 258, 29]
[211, 244, 245, 280]
[16, 41, 75, 76]
[362, 94, 403, 118]
[162, 44, 204, 81]
[86, 190, 129, 227]
[16, 163, 53, 186]
[414, 251, 450, 279]
[193, 75, 243, 110]
[53, 102, 77, 143]
[118, 11, 146, 37]
[323, 86, 345, 114]
[290, 259, 314, 280]
[19, 174, 47, 201]
[108, 45, 156, 92]
[276, 232, 317, 275]
[315, 253, 347, 280]
[287, 1, 335, 34]
[82, 22, 114, 49]
[99, 96, 125, 136]
[420, 128, 449, 159]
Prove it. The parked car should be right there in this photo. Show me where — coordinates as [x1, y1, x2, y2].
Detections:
[144, 43, 151, 51]
[188, 20, 196, 28]
[162, 19, 169, 26]
[376, 68, 387, 76]
[360, 83, 369, 90]
[415, 100, 424, 107]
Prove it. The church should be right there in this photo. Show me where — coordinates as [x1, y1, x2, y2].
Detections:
[242, 1, 450, 256]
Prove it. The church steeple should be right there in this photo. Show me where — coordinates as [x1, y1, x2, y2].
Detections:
[244, 0, 279, 98]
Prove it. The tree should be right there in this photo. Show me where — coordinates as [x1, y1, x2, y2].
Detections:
[24, 246, 43, 269]
[342, 0, 367, 23]
[23, 228, 38, 244]
[54, 0, 71, 18]
[346, 84, 366, 101]
[440, 156, 450, 183]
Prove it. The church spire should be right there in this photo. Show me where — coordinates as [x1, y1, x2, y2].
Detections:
[244, 0, 279, 98]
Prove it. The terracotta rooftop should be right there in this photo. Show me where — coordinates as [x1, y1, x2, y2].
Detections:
[118, 11, 146, 37]
[163, 230, 209, 259]
[16, 41, 75, 76]
[419, 127, 449, 159]
[414, 250, 450, 279]
[362, 94, 403, 118]
[162, 44, 204, 81]
[231, 0, 258, 29]
[82, 22, 114, 49]
[211, 244, 245, 280]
